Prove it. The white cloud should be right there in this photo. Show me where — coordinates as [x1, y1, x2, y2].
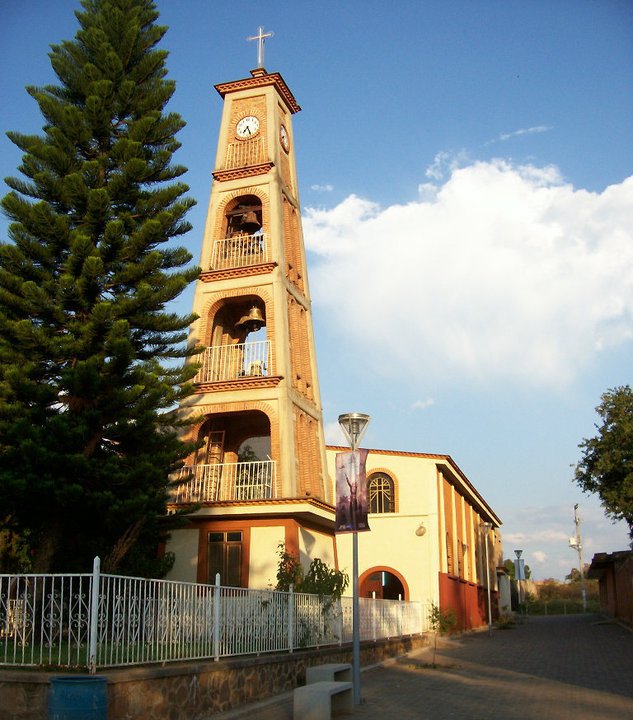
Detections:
[424, 149, 470, 181]
[531, 551, 548, 564]
[411, 398, 434, 411]
[310, 183, 334, 192]
[486, 125, 553, 146]
[304, 160, 633, 388]
[504, 528, 568, 545]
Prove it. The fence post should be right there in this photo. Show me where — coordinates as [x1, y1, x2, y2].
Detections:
[398, 595, 403, 637]
[88, 556, 100, 674]
[288, 584, 294, 653]
[338, 599, 343, 646]
[213, 573, 221, 661]
[371, 592, 377, 642]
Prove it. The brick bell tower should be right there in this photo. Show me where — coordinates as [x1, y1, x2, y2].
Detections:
[166, 31, 335, 588]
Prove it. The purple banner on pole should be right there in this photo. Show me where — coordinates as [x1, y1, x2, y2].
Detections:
[335, 450, 370, 533]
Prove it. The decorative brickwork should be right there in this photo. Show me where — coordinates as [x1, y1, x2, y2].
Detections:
[278, 105, 294, 193]
[193, 375, 281, 394]
[279, 151, 292, 193]
[199, 262, 277, 283]
[215, 71, 301, 114]
[294, 407, 324, 499]
[283, 196, 305, 292]
[287, 294, 313, 399]
[212, 162, 274, 183]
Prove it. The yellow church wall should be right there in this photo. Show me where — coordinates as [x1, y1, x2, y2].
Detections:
[298, 526, 337, 571]
[249, 525, 286, 588]
[326, 448, 442, 606]
[165, 529, 200, 583]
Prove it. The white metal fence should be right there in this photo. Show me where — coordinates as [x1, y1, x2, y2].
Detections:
[0, 559, 426, 672]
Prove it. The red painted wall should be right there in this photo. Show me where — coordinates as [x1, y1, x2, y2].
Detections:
[439, 573, 496, 630]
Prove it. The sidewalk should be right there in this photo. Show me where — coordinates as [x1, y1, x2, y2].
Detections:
[210, 614, 633, 720]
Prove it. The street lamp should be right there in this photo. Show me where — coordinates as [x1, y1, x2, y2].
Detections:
[338, 412, 370, 706]
[480, 523, 493, 636]
[514, 549, 523, 610]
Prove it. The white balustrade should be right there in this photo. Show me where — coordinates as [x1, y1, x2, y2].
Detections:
[210, 233, 268, 270]
[194, 340, 271, 384]
[173, 460, 277, 503]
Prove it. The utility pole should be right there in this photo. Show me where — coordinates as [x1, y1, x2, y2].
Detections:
[569, 504, 587, 612]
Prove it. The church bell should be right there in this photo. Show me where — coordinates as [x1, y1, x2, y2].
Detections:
[240, 211, 261, 234]
[235, 304, 265, 333]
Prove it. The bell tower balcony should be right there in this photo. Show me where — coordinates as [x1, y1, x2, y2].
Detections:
[173, 459, 277, 503]
[210, 232, 269, 271]
[194, 340, 272, 384]
[171, 410, 278, 507]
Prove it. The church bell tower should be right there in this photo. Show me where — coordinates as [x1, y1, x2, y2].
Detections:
[167, 32, 335, 588]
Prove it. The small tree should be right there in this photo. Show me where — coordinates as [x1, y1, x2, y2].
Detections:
[0, 0, 199, 573]
[428, 602, 457, 667]
[575, 386, 633, 540]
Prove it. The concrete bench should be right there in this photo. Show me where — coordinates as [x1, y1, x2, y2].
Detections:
[293, 680, 353, 720]
[306, 662, 352, 685]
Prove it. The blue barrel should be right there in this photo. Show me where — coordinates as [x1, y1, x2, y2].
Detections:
[48, 676, 107, 720]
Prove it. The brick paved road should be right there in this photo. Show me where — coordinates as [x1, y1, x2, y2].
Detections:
[209, 614, 633, 720]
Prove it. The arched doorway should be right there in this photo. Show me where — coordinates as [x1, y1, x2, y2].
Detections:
[359, 567, 408, 600]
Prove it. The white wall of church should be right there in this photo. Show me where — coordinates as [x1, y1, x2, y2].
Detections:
[249, 525, 286, 589]
[165, 529, 199, 583]
[298, 527, 336, 571]
[326, 449, 441, 607]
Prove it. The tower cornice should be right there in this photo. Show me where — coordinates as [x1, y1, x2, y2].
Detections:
[215, 70, 301, 114]
[212, 162, 274, 183]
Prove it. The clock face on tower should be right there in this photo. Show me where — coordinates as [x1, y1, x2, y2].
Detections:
[236, 115, 260, 138]
[279, 124, 289, 152]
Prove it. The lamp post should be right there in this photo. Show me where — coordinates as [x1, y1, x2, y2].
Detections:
[514, 549, 523, 611]
[480, 523, 493, 636]
[338, 412, 370, 707]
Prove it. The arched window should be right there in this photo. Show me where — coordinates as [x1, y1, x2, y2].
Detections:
[367, 472, 395, 513]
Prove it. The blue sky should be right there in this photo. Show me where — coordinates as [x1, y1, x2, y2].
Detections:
[1, 0, 632, 580]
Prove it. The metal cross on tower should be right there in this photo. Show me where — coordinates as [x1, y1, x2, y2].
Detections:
[247, 26, 274, 69]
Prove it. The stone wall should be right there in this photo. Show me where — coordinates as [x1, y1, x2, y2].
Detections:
[0, 634, 427, 720]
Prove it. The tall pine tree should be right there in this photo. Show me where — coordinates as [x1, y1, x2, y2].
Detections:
[0, 0, 199, 573]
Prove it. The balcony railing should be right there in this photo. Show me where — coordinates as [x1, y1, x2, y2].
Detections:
[210, 233, 269, 271]
[194, 341, 271, 384]
[173, 461, 277, 503]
